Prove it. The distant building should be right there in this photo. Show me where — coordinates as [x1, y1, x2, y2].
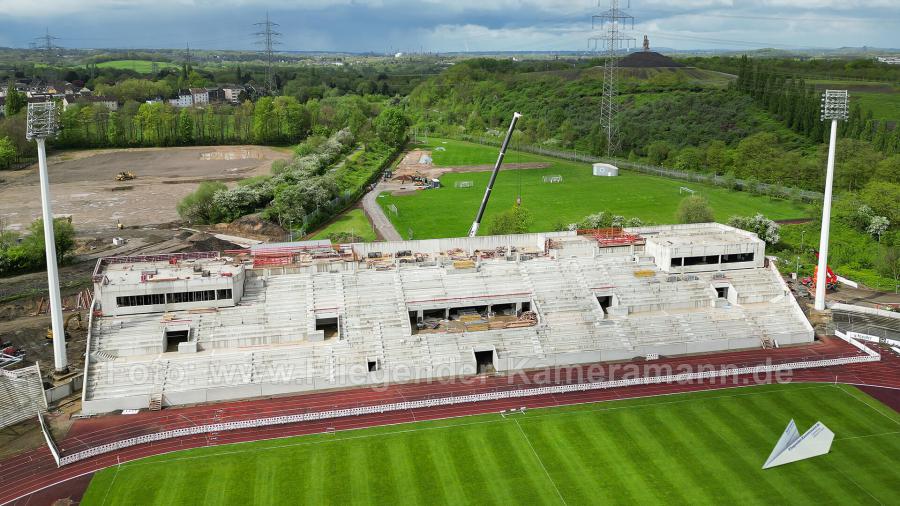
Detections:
[222, 85, 245, 104]
[876, 56, 900, 65]
[169, 90, 193, 108]
[190, 88, 209, 106]
[207, 87, 225, 103]
[78, 95, 119, 111]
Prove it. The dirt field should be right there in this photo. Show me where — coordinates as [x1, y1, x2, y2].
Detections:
[390, 149, 549, 182]
[0, 145, 290, 233]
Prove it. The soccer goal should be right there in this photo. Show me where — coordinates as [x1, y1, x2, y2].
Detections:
[387, 204, 399, 216]
[455, 180, 474, 188]
[542, 175, 563, 183]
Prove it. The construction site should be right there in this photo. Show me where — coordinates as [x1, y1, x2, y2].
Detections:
[77, 223, 814, 414]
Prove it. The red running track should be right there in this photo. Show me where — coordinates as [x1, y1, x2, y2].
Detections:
[3, 336, 899, 505]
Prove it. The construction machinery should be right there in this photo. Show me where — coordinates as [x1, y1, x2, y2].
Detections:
[468, 112, 521, 238]
[801, 253, 838, 293]
[115, 171, 136, 181]
[46, 312, 83, 340]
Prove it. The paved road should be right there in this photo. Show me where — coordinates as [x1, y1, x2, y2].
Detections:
[361, 182, 402, 242]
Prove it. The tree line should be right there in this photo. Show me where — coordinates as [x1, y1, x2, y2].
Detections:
[734, 55, 900, 154]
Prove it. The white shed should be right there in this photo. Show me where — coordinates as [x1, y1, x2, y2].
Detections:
[592, 163, 619, 177]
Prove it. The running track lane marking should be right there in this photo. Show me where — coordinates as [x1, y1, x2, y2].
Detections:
[513, 418, 568, 506]
[109, 384, 833, 470]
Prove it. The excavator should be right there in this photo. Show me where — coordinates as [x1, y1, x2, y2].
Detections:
[46, 313, 84, 341]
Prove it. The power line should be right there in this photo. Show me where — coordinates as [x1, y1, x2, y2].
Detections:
[33, 28, 62, 63]
[589, 0, 635, 157]
[253, 12, 282, 94]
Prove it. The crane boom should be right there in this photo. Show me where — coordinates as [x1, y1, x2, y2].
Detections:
[468, 112, 522, 238]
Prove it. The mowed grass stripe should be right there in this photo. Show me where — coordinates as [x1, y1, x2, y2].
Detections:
[716, 388, 857, 503]
[81, 384, 900, 505]
[672, 401, 777, 504]
[518, 416, 597, 504]
[589, 408, 691, 503]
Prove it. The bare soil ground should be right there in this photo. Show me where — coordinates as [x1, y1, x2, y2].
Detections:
[390, 149, 549, 182]
[0, 145, 290, 233]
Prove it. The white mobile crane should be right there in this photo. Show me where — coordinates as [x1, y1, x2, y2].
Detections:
[467, 112, 522, 238]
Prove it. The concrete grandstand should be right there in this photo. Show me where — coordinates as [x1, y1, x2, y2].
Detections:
[80, 223, 813, 414]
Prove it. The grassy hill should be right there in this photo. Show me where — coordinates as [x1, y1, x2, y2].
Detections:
[95, 60, 179, 72]
[81, 383, 900, 505]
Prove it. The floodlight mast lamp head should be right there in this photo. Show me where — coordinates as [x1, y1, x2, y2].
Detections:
[820, 90, 849, 122]
[26, 101, 60, 140]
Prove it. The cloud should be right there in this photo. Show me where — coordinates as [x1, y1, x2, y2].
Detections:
[0, 0, 896, 51]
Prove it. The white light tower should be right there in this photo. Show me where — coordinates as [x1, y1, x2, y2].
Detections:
[26, 101, 68, 374]
[814, 90, 849, 311]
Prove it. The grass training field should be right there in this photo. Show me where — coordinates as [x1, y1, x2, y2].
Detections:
[81, 383, 900, 505]
[311, 208, 376, 242]
[379, 138, 810, 239]
[95, 60, 179, 73]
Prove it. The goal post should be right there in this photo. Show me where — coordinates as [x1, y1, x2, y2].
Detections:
[542, 175, 563, 183]
[455, 180, 474, 188]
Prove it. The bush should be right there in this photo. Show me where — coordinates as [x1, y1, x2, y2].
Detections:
[177, 182, 228, 224]
[0, 218, 75, 277]
[488, 205, 531, 235]
[676, 195, 714, 224]
[727, 213, 780, 244]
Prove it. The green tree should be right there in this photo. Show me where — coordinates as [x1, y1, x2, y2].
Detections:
[374, 107, 409, 148]
[674, 146, 704, 172]
[488, 205, 532, 235]
[4, 85, 26, 116]
[676, 195, 714, 224]
[646, 141, 674, 166]
[705, 140, 731, 174]
[0, 136, 16, 169]
[860, 181, 900, 224]
[875, 155, 900, 184]
[178, 109, 194, 145]
[829, 138, 882, 192]
[177, 181, 227, 224]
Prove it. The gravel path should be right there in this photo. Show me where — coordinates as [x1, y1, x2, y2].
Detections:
[361, 182, 402, 241]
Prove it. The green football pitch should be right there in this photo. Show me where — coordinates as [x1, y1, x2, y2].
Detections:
[378, 138, 810, 239]
[82, 383, 900, 505]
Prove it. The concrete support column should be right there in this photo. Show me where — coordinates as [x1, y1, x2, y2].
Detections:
[37, 138, 68, 374]
[814, 119, 838, 311]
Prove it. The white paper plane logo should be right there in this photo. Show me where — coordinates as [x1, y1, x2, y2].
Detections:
[763, 419, 835, 469]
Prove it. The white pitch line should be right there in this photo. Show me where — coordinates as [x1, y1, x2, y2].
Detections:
[835, 385, 900, 426]
[513, 418, 568, 506]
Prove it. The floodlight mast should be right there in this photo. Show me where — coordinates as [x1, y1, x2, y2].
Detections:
[468, 112, 522, 238]
[814, 90, 849, 311]
[26, 101, 68, 373]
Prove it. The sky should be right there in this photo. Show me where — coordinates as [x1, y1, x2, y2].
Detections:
[0, 0, 898, 53]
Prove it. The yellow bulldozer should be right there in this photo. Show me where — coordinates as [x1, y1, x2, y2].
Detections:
[115, 171, 136, 181]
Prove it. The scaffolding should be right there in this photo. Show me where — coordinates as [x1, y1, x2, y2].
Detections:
[578, 228, 645, 247]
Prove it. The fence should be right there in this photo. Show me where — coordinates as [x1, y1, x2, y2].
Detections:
[0, 364, 47, 430]
[456, 134, 824, 204]
[55, 345, 879, 467]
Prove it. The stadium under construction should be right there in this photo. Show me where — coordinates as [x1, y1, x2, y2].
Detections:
[80, 223, 814, 414]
